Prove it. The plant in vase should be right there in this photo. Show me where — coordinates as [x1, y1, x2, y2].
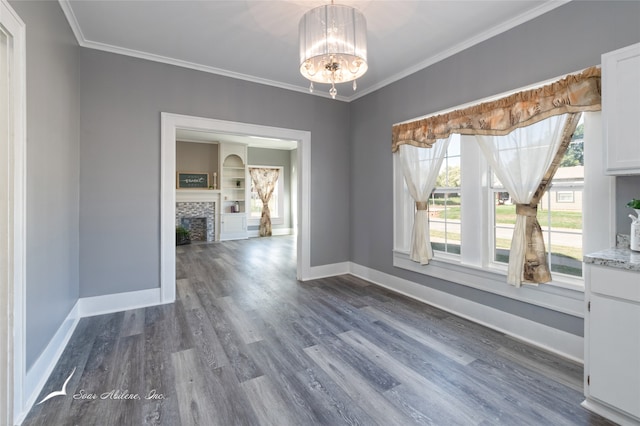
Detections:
[627, 198, 640, 252]
[176, 226, 191, 246]
[627, 198, 640, 216]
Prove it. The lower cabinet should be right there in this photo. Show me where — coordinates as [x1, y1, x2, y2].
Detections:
[583, 264, 640, 425]
[219, 213, 247, 240]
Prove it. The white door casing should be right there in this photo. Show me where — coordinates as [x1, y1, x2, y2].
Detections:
[0, 0, 26, 424]
[160, 113, 311, 303]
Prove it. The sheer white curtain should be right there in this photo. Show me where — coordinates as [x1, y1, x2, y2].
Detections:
[476, 114, 568, 286]
[398, 137, 451, 264]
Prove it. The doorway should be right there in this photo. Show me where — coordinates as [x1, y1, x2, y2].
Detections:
[160, 113, 311, 303]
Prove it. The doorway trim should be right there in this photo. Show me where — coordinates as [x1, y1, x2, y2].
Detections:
[160, 113, 311, 302]
[1, 0, 26, 423]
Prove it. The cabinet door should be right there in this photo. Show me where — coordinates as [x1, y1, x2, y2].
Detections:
[221, 214, 246, 234]
[603, 43, 640, 175]
[588, 294, 640, 418]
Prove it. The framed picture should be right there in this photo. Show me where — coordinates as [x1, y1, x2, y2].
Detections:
[177, 172, 209, 189]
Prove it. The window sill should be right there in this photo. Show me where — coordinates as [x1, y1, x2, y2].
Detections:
[393, 250, 584, 317]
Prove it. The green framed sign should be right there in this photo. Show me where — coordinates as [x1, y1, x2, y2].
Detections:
[177, 172, 209, 189]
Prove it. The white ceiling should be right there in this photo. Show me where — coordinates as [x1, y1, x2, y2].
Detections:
[176, 128, 299, 150]
[60, 0, 568, 102]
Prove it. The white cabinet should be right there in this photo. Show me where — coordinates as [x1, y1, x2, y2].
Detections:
[220, 214, 246, 240]
[219, 143, 248, 240]
[602, 43, 640, 175]
[583, 264, 640, 425]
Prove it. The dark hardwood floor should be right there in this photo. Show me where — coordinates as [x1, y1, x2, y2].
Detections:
[23, 235, 612, 425]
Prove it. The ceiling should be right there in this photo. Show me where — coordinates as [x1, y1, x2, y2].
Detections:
[176, 128, 298, 150]
[60, 0, 567, 102]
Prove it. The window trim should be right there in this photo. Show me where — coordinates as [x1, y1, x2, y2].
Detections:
[393, 109, 614, 314]
[248, 165, 284, 226]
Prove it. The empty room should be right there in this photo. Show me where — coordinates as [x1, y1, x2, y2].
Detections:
[1, 0, 639, 425]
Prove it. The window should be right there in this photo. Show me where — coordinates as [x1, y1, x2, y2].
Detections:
[249, 166, 284, 224]
[556, 191, 575, 203]
[394, 110, 610, 295]
[429, 135, 461, 255]
[489, 115, 584, 278]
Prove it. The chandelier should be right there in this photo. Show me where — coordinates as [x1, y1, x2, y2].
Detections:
[298, 1, 368, 99]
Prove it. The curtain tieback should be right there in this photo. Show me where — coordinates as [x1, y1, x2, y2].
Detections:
[416, 201, 429, 211]
[516, 204, 537, 217]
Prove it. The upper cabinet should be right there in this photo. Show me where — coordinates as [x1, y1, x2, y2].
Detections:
[602, 43, 640, 175]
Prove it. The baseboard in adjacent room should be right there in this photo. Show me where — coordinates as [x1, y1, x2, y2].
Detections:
[247, 228, 293, 238]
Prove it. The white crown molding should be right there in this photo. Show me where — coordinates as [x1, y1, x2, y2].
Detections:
[57, 0, 85, 44]
[59, 0, 569, 103]
[57, 1, 348, 102]
[349, 0, 572, 101]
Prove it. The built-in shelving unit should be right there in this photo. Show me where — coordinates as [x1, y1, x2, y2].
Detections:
[220, 143, 248, 240]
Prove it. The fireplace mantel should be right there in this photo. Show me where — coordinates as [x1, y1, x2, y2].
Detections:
[176, 189, 220, 203]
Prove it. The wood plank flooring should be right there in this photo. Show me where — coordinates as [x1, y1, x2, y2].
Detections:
[23, 235, 613, 425]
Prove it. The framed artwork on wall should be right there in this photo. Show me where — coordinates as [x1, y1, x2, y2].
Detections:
[177, 172, 209, 189]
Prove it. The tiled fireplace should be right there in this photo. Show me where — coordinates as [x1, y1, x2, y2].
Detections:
[176, 202, 215, 242]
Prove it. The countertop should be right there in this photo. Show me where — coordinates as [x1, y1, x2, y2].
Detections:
[584, 247, 640, 272]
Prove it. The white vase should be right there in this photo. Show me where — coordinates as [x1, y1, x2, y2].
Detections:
[631, 210, 640, 252]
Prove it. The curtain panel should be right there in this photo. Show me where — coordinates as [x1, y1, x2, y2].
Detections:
[398, 139, 451, 264]
[249, 168, 280, 237]
[476, 113, 580, 286]
[391, 67, 600, 285]
[391, 66, 600, 152]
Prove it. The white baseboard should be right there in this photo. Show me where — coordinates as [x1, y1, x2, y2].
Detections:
[305, 261, 350, 281]
[348, 262, 584, 363]
[78, 288, 163, 317]
[17, 258, 584, 423]
[20, 301, 80, 424]
[247, 228, 293, 238]
[581, 399, 640, 425]
[17, 288, 164, 424]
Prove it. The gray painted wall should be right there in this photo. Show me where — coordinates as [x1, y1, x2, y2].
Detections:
[247, 147, 293, 230]
[617, 176, 640, 235]
[9, 1, 81, 369]
[349, 1, 640, 336]
[79, 49, 350, 297]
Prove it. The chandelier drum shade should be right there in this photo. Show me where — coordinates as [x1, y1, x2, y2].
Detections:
[299, 2, 368, 99]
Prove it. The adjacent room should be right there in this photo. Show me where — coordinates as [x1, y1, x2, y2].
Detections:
[2, 1, 639, 425]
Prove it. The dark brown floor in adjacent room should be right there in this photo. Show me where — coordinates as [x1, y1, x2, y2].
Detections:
[23, 235, 612, 425]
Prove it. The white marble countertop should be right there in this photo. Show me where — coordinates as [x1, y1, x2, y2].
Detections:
[584, 247, 640, 272]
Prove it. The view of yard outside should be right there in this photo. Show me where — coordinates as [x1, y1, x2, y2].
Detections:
[429, 119, 585, 278]
[429, 195, 584, 276]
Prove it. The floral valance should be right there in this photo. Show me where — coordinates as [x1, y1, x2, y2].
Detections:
[391, 66, 601, 152]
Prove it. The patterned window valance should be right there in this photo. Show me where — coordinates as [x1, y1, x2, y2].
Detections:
[391, 67, 601, 152]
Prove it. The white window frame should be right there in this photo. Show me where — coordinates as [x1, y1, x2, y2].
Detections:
[430, 134, 462, 257]
[248, 165, 284, 226]
[393, 100, 614, 317]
